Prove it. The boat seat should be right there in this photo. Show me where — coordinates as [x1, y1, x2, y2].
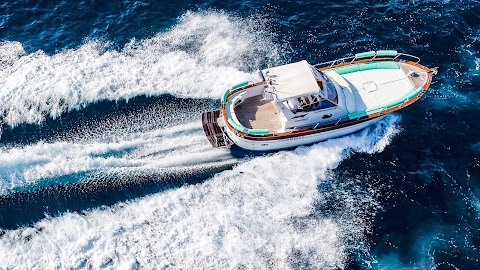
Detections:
[332, 61, 400, 75]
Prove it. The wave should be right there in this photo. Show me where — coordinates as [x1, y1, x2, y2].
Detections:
[0, 115, 401, 269]
[0, 121, 234, 194]
[0, 10, 284, 132]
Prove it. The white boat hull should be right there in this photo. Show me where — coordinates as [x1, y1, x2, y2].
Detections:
[225, 116, 385, 151]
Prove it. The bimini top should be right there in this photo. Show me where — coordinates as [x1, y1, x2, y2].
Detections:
[261, 60, 319, 101]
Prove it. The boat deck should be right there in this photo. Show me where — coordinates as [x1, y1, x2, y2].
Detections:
[234, 95, 284, 132]
[399, 62, 428, 89]
[341, 68, 412, 112]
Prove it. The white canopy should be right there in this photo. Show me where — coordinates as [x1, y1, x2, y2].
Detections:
[261, 60, 320, 101]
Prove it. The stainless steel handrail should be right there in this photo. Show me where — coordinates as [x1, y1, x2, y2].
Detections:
[313, 52, 421, 69]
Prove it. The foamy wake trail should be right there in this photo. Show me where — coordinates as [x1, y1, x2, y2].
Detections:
[0, 11, 282, 130]
[0, 115, 401, 269]
[0, 122, 233, 194]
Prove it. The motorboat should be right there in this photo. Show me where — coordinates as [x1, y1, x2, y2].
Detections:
[201, 50, 437, 151]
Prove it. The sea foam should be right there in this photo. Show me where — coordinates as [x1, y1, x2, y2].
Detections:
[0, 115, 401, 269]
[0, 121, 233, 194]
[0, 11, 282, 130]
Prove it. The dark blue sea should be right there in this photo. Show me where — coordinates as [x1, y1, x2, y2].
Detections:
[0, 0, 479, 268]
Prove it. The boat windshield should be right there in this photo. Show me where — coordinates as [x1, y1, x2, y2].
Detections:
[280, 66, 339, 114]
[284, 94, 336, 114]
[312, 67, 338, 105]
[323, 82, 338, 105]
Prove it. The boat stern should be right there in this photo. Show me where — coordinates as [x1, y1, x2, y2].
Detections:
[201, 110, 231, 148]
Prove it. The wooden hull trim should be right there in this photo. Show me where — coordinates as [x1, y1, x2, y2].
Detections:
[224, 113, 383, 142]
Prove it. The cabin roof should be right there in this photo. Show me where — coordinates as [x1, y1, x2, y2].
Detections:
[261, 60, 319, 101]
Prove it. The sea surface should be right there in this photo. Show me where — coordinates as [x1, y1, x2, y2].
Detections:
[0, 0, 479, 269]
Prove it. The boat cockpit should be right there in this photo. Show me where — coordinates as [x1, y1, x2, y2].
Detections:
[259, 60, 348, 129]
[286, 67, 339, 112]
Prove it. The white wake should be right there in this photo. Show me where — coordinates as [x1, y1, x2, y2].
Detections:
[0, 11, 282, 130]
[0, 10, 284, 192]
[0, 115, 401, 269]
[0, 121, 233, 194]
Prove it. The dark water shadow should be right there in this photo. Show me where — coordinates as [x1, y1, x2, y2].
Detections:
[0, 161, 236, 230]
[335, 105, 480, 269]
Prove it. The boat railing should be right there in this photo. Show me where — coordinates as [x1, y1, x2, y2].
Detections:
[313, 50, 421, 69]
[296, 117, 345, 132]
